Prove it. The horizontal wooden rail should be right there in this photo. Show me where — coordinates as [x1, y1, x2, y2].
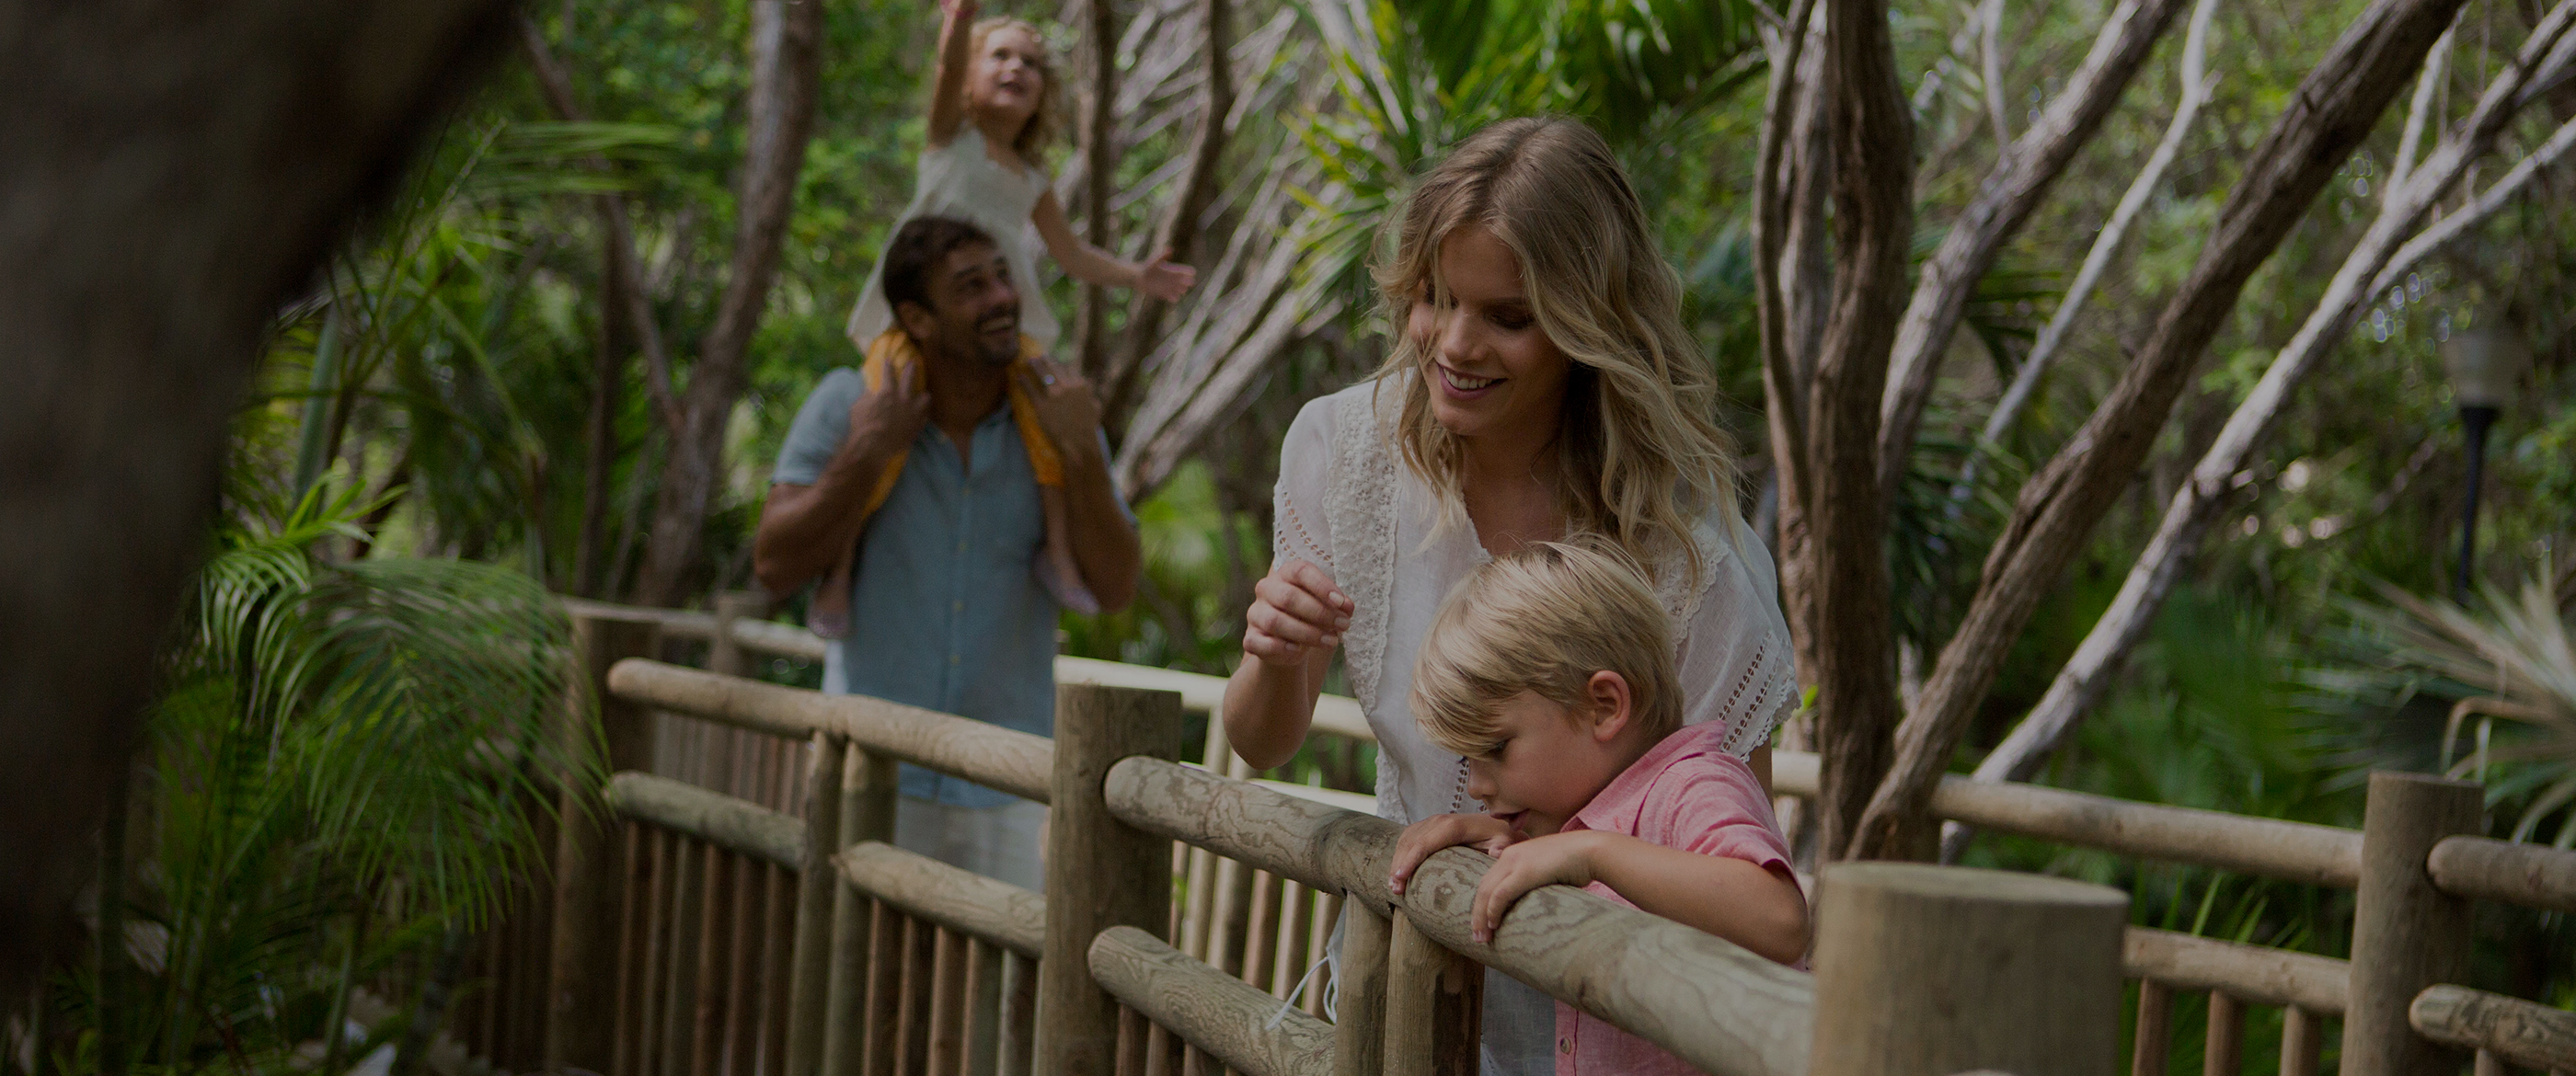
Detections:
[1772, 752, 2362, 887]
[1102, 755, 1813, 1076]
[605, 772, 803, 870]
[1088, 925, 1333, 1076]
[834, 841, 1046, 958]
[2428, 835, 2576, 914]
[2409, 984, 2576, 1070]
[2122, 926, 2349, 1013]
[607, 659, 1052, 803]
[561, 596, 1379, 740]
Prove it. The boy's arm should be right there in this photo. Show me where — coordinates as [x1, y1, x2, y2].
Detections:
[1471, 831, 1810, 964]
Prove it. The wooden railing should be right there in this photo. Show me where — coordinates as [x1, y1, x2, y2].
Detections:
[1772, 743, 2576, 1074]
[440, 600, 2575, 1076]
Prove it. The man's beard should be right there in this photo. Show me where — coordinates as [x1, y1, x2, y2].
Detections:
[967, 306, 1020, 368]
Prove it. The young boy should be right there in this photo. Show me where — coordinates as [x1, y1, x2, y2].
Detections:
[1385, 542, 1809, 1074]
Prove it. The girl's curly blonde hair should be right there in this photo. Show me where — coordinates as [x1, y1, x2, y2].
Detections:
[970, 17, 1060, 159]
[1372, 117, 1738, 586]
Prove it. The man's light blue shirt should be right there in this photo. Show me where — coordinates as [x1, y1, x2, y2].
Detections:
[775, 367, 1112, 807]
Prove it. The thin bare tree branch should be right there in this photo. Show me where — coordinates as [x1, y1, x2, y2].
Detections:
[1959, 0, 2220, 502]
[1754, 0, 1822, 660]
[1981, 0, 2013, 147]
[516, 15, 684, 436]
[1852, 0, 2477, 861]
[1874, 0, 2195, 507]
[1074, 0, 1121, 379]
[2391, 27, 2455, 195]
[1954, 91, 2576, 838]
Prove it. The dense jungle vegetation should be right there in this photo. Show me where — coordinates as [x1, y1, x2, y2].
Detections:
[39, 0, 2576, 1069]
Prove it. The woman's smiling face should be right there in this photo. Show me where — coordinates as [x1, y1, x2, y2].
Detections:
[1407, 224, 1572, 445]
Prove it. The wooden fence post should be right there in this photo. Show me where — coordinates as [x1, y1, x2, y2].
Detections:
[1809, 863, 2128, 1076]
[1040, 683, 1184, 1076]
[709, 590, 761, 677]
[822, 743, 899, 1076]
[2340, 771, 2482, 1076]
[786, 732, 849, 1076]
[545, 612, 661, 1076]
[1331, 905, 1389, 1076]
[1384, 910, 1480, 1076]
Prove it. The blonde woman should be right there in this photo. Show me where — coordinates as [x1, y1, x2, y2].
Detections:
[1219, 117, 1799, 1074]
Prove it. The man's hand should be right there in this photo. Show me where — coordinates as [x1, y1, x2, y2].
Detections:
[849, 361, 931, 461]
[1388, 812, 1524, 897]
[1469, 830, 1606, 944]
[1018, 357, 1103, 464]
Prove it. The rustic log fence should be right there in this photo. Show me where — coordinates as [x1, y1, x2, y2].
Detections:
[432, 600, 2575, 1076]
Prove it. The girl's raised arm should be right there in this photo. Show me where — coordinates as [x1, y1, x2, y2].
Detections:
[1030, 189, 1198, 301]
[926, 0, 979, 147]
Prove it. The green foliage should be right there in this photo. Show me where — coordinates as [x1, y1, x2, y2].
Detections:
[70, 482, 585, 1071]
[1290, 0, 1767, 331]
[2331, 576, 2576, 847]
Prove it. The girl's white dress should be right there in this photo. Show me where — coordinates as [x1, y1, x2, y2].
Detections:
[1273, 378, 1800, 1076]
[846, 127, 1062, 350]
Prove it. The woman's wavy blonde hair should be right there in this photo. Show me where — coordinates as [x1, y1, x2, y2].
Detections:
[1372, 117, 1738, 585]
[969, 17, 1059, 159]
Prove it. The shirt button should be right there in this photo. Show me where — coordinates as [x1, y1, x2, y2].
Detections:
[1558, 1037, 1571, 1055]
[956, 542, 968, 554]
[949, 655, 961, 665]
[952, 601, 964, 612]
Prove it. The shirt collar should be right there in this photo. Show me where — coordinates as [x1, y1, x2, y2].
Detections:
[1566, 721, 1736, 835]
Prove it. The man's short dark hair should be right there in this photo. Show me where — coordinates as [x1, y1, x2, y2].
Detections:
[883, 216, 999, 315]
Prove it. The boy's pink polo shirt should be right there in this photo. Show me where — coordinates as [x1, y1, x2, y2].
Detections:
[1551, 722, 1800, 1076]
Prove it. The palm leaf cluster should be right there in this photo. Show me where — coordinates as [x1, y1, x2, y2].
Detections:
[62, 483, 588, 1072]
[2340, 576, 2576, 847]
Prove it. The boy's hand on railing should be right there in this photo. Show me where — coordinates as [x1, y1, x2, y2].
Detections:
[1388, 811, 1526, 898]
[1242, 560, 1352, 667]
[1467, 830, 1608, 944]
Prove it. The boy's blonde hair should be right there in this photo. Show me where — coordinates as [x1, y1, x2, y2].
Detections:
[1411, 541, 1682, 760]
[1372, 117, 1739, 588]
[970, 17, 1059, 158]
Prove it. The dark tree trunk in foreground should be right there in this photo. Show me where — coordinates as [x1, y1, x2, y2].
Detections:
[0, 0, 509, 997]
[1801, 0, 1915, 863]
[630, 0, 823, 608]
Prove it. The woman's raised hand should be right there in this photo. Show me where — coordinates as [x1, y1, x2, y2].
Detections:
[938, 0, 977, 21]
[1242, 559, 1352, 668]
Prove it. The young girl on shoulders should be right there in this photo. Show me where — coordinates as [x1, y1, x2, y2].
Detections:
[1386, 541, 1809, 1075]
[845, 0, 1195, 353]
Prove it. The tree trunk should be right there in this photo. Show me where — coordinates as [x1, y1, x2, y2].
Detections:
[577, 226, 633, 598]
[1103, 0, 1233, 437]
[1849, 0, 2475, 862]
[1074, 0, 1121, 381]
[1803, 0, 1915, 863]
[0, 0, 509, 1000]
[1874, 0, 2193, 506]
[631, 0, 823, 608]
[1755, 0, 1827, 694]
